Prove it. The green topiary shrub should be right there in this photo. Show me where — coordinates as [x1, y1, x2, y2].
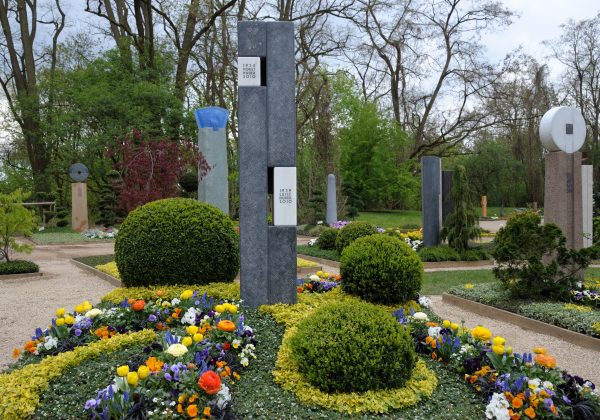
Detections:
[115, 198, 239, 288]
[334, 221, 379, 253]
[56, 220, 69, 228]
[317, 228, 338, 250]
[0, 260, 39, 275]
[56, 211, 69, 219]
[289, 300, 416, 393]
[417, 245, 460, 262]
[340, 235, 423, 304]
[459, 249, 491, 261]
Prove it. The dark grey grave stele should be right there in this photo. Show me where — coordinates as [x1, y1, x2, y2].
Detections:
[421, 157, 441, 247]
[238, 21, 297, 309]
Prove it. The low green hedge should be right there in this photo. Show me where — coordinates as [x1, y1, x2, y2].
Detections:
[417, 246, 491, 262]
[297, 244, 341, 261]
[0, 260, 39, 275]
[448, 282, 600, 338]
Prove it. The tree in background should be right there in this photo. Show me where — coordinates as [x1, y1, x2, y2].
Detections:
[341, 182, 364, 221]
[440, 165, 482, 253]
[179, 172, 199, 199]
[109, 130, 211, 212]
[96, 170, 126, 227]
[309, 189, 326, 224]
[0, 190, 36, 262]
[462, 139, 525, 207]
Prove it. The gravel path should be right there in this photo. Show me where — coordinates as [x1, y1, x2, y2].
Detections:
[0, 243, 117, 371]
[428, 295, 600, 386]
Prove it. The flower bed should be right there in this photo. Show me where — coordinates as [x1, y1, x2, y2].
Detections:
[398, 311, 600, 419]
[3, 284, 256, 419]
[448, 282, 600, 338]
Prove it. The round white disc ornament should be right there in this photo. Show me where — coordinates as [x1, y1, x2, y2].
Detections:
[539, 106, 586, 153]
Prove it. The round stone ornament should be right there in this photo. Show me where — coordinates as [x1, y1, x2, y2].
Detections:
[539, 106, 586, 153]
[68, 163, 89, 182]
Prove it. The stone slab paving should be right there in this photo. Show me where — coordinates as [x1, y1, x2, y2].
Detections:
[428, 295, 600, 386]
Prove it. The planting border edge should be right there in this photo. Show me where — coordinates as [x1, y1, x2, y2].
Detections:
[442, 293, 600, 352]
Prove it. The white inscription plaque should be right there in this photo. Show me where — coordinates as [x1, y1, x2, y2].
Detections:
[238, 57, 261, 87]
[273, 167, 297, 226]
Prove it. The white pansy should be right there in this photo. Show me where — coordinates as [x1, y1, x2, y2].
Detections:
[44, 336, 58, 350]
[171, 298, 181, 305]
[428, 326, 441, 339]
[485, 393, 510, 420]
[85, 309, 103, 318]
[418, 297, 431, 309]
[208, 384, 232, 409]
[309, 275, 319, 281]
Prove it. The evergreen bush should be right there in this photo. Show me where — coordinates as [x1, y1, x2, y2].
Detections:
[417, 246, 460, 262]
[340, 235, 423, 304]
[115, 198, 239, 287]
[56, 220, 69, 228]
[289, 300, 416, 393]
[0, 260, 39, 275]
[317, 228, 338, 250]
[334, 221, 379, 253]
[492, 210, 600, 299]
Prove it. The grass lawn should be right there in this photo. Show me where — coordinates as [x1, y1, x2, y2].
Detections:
[32, 227, 115, 244]
[354, 210, 422, 228]
[475, 206, 521, 217]
[423, 267, 600, 296]
[73, 254, 115, 267]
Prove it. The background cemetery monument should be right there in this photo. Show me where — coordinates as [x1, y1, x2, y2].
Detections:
[326, 174, 337, 225]
[238, 21, 297, 309]
[422, 158, 454, 247]
[194, 107, 230, 215]
[539, 106, 587, 251]
[69, 163, 89, 232]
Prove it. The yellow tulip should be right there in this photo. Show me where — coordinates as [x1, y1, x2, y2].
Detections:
[193, 333, 203, 342]
[472, 326, 492, 341]
[324, 272, 330, 278]
[75, 305, 84, 314]
[117, 365, 129, 377]
[55, 318, 65, 327]
[317, 271, 323, 277]
[64, 315, 75, 325]
[84, 304, 92, 311]
[214, 304, 225, 313]
[492, 336, 505, 346]
[180, 290, 194, 300]
[492, 345, 505, 355]
[443, 320, 451, 328]
[506, 347, 513, 355]
[228, 305, 238, 314]
[182, 337, 193, 347]
[137, 366, 150, 379]
[186, 326, 199, 335]
[127, 372, 139, 386]
[83, 301, 90, 306]
[450, 323, 458, 330]
[56, 308, 65, 317]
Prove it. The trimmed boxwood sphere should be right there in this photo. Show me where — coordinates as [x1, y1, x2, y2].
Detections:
[115, 198, 239, 287]
[289, 300, 416, 393]
[340, 234, 423, 304]
[334, 221, 379, 253]
[317, 228, 338, 250]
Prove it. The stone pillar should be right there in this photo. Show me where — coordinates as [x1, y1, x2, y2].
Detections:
[441, 170, 454, 226]
[195, 107, 230, 215]
[500, 196, 504, 217]
[326, 174, 337, 225]
[544, 151, 583, 251]
[71, 183, 88, 232]
[421, 156, 441, 247]
[582, 165, 593, 248]
[238, 21, 297, 309]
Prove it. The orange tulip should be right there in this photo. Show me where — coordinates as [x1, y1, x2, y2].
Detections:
[132, 300, 146, 311]
[217, 320, 236, 332]
[155, 290, 164, 296]
[535, 354, 556, 369]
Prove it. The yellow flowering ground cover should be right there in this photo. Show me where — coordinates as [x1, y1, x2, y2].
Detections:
[260, 288, 436, 414]
[101, 282, 242, 304]
[0, 329, 156, 420]
[296, 258, 319, 268]
[95, 261, 121, 279]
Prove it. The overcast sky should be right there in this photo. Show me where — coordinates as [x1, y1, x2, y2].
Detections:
[481, 0, 599, 72]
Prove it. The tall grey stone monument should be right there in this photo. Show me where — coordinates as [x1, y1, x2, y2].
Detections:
[540, 106, 585, 253]
[421, 157, 442, 247]
[194, 107, 229, 215]
[583, 165, 593, 248]
[238, 21, 297, 309]
[441, 170, 454, 226]
[326, 174, 337, 225]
